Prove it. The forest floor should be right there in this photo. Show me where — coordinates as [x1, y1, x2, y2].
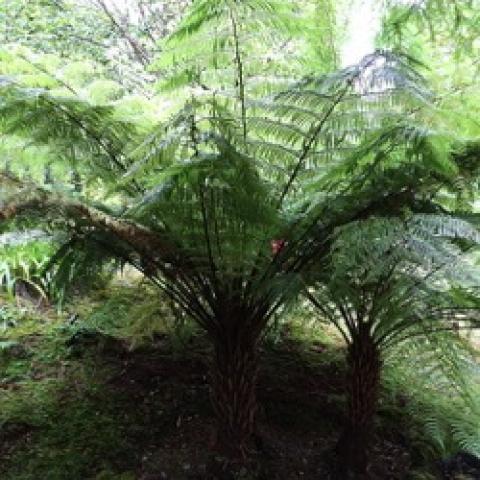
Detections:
[0, 285, 479, 480]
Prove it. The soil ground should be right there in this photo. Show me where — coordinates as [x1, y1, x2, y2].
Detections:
[0, 291, 478, 480]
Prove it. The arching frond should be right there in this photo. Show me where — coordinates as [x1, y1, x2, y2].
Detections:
[307, 214, 480, 350]
[0, 77, 139, 185]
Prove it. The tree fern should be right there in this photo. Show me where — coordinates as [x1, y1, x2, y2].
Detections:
[1, 3, 480, 469]
[306, 214, 480, 474]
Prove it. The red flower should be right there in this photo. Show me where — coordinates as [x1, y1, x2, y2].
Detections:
[271, 239, 286, 255]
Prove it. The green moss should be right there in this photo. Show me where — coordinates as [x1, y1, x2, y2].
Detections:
[0, 285, 479, 479]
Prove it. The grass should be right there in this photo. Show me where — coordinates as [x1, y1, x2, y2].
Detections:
[0, 285, 479, 479]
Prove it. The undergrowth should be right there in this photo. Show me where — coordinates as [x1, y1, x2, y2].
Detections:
[0, 283, 479, 479]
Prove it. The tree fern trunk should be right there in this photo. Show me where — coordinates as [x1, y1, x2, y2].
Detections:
[210, 333, 259, 461]
[337, 324, 381, 476]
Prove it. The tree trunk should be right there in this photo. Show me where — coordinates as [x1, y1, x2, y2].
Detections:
[337, 324, 381, 477]
[210, 333, 259, 462]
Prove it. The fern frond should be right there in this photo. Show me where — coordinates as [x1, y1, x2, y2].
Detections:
[0, 77, 138, 185]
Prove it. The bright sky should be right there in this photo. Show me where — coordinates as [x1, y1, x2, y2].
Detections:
[341, 0, 382, 66]
[341, 0, 417, 66]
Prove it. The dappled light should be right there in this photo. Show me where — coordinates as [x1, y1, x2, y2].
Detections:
[1, 1, 480, 479]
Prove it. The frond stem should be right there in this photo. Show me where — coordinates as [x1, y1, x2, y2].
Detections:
[228, 1, 247, 140]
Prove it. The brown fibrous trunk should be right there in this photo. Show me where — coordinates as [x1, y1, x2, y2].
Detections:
[337, 324, 381, 477]
[210, 334, 259, 462]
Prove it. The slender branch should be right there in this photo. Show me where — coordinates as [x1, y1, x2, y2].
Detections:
[94, 0, 150, 67]
[228, 2, 247, 140]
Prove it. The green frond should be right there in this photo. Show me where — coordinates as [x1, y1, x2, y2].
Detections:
[307, 212, 480, 350]
[167, 0, 298, 45]
[384, 331, 480, 459]
[0, 77, 138, 184]
[127, 141, 279, 270]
